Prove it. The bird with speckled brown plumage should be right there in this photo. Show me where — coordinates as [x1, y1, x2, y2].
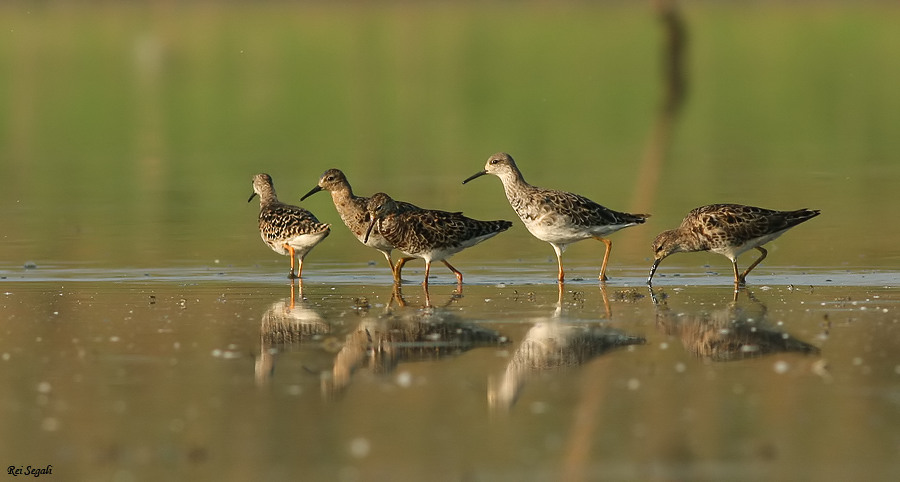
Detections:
[463, 152, 649, 282]
[301, 169, 421, 282]
[364, 192, 512, 287]
[648, 203, 820, 286]
[249, 173, 330, 279]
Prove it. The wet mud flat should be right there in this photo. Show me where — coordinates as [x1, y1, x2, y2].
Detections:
[0, 270, 898, 480]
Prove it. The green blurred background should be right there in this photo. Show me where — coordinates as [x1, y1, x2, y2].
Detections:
[2, 1, 899, 273]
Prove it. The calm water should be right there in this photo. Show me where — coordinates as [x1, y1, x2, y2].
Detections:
[1, 272, 899, 480]
[2, 2, 900, 481]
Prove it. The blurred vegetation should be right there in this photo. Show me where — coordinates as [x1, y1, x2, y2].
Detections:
[1, 2, 898, 270]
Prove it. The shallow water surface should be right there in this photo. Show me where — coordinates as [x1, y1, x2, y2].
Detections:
[1, 266, 898, 480]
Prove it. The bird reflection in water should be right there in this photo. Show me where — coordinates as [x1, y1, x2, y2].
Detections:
[489, 283, 646, 411]
[389, 280, 463, 309]
[651, 288, 820, 362]
[322, 284, 508, 400]
[255, 280, 330, 386]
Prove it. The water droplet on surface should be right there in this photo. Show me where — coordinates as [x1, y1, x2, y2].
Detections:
[349, 437, 370, 458]
[773, 360, 790, 374]
[396, 371, 412, 388]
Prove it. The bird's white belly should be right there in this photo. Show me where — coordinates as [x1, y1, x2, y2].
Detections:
[274, 231, 329, 256]
[522, 215, 619, 245]
[266, 241, 290, 256]
[409, 232, 502, 262]
[712, 231, 786, 259]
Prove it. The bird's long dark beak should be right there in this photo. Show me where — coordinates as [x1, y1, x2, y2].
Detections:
[300, 185, 322, 201]
[462, 170, 487, 184]
[363, 217, 379, 244]
[647, 258, 662, 285]
[248, 192, 258, 203]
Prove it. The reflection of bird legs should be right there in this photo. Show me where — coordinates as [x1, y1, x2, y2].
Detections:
[390, 282, 461, 309]
[553, 282, 565, 318]
[389, 283, 407, 308]
[289, 278, 305, 309]
[648, 286, 668, 311]
[598, 282, 611, 318]
[592, 236, 613, 282]
[452, 282, 464, 300]
[427, 284, 462, 308]
[289, 280, 296, 308]
[555, 282, 609, 318]
[731, 288, 763, 309]
[422, 283, 433, 308]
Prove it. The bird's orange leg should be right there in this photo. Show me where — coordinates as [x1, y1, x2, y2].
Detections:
[284, 244, 298, 279]
[551, 244, 565, 282]
[422, 283, 433, 308]
[731, 260, 741, 286]
[739, 246, 768, 284]
[422, 261, 432, 287]
[593, 237, 613, 282]
[393, 257, 415, 282]
[442, 260, 463, 285]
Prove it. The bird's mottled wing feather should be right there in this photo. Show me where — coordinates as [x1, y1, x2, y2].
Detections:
[260, 202, 330, 241]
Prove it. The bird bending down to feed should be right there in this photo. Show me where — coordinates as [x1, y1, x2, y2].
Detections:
[363, 192, 512, 287]
[300, 169, 420, 282]
[250, 173, 330, 279]
[648, 203, 820, 286]
[463, 152, 649, 282]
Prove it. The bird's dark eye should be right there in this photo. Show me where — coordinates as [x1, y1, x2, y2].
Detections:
[489, 158, 499, 165]
[325, 176, 334, 182]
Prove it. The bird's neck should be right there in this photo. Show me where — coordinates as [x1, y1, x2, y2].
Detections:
[499, 170, 534, 199]
[257, 186, 279, 206]
[329, 185, 355, 206]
